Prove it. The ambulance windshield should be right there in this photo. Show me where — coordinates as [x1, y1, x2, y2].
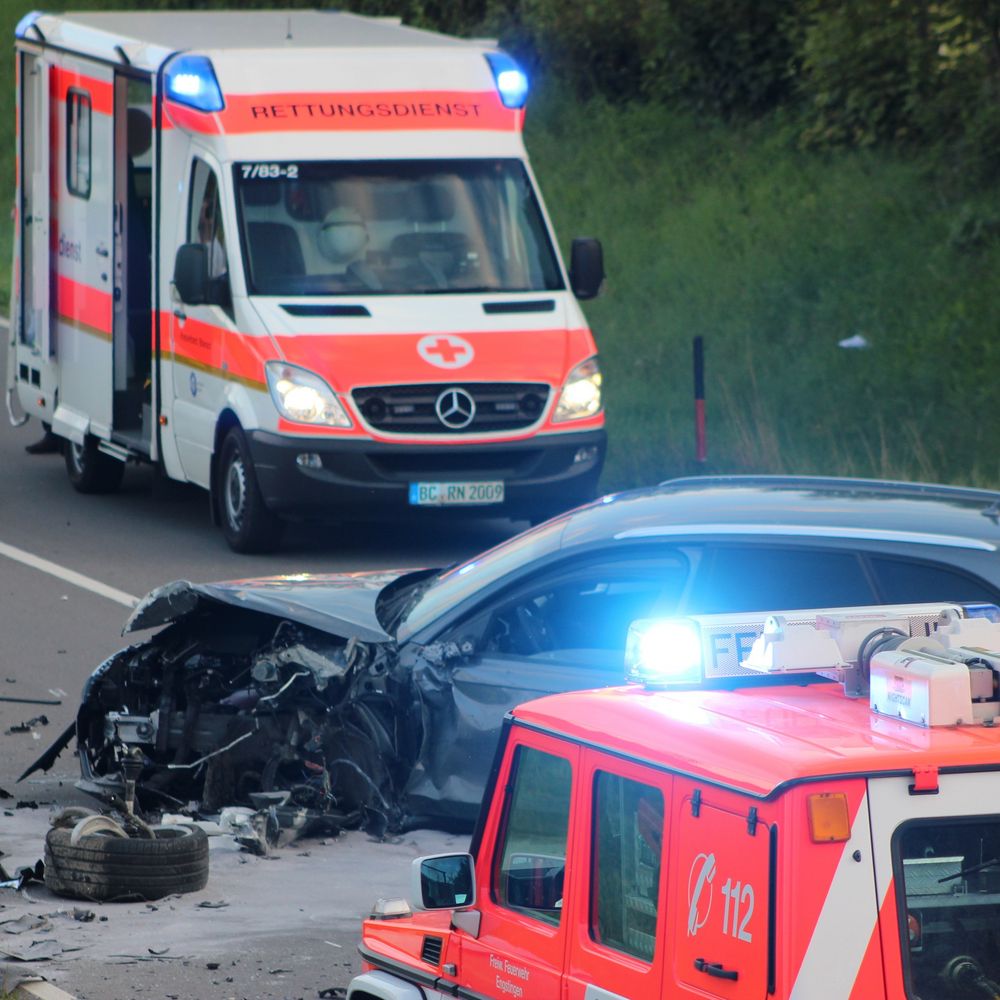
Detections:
[896, 817, 1000, 998]
[233, 159, 563, 296]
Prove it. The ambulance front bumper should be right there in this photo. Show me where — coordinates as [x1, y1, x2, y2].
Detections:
[247, 428, 605, 520]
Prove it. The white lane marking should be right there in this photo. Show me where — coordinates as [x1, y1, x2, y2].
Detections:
[0, 540, 139, 608]
[3, 314, 138, 609]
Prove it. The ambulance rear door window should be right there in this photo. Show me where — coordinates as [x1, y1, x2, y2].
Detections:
[66, 89, 91, 199]
[591, 772, 664, 962]
[894, 816, 1000, 999]
[494, 745, 572, 926]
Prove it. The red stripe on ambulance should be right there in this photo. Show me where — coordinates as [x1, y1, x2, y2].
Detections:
[50, 66, 113, 115]
[164, 90, 521, 135]
[55, 276, 112, 338]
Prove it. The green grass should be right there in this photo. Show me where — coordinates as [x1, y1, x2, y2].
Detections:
[527, 91, 1000, 489]
[3, 3, 1000, 491]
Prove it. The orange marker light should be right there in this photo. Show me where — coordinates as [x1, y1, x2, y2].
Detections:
[807, 792, 851, 842]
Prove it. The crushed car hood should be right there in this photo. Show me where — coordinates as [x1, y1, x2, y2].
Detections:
[124, 571, 414, 643]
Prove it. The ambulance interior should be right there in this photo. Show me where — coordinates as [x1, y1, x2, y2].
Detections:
[898, 818, 1000, 998]
[233, 159, 563, 297]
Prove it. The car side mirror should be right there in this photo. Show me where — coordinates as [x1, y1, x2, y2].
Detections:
[569, 237, 604, 300]
[411, 852, 476, 910]
[173, 243, 210, 305]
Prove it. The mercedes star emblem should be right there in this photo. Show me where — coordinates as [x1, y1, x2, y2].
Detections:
[435, 387, 476, 430]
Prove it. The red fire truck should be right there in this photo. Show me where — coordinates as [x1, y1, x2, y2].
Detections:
[348, 601, 1000, 999]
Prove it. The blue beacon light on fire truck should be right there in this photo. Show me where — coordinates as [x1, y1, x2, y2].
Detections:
[625, 602, 1000, 692]
[625, 618, 704, 687]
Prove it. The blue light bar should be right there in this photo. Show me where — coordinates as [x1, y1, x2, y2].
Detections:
[15, 11, 43, 39]
[963, 602, 1000, 623]
[164, 54, 224, 113]
[625, 618, 704, 688]
[485, 53, 529, 110]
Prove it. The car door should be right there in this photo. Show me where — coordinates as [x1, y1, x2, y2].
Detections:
[400, 548, 691, 824]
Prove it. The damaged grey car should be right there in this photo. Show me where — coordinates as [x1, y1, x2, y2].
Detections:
[23, 475, 1000, 834]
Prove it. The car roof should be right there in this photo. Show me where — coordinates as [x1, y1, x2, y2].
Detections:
[513, 682, 1000, 798]
[557, 475, 1000, 552]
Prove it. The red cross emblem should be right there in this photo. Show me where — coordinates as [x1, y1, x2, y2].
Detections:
[417, 334, 474, 369]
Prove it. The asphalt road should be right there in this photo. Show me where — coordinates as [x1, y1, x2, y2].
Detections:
[0, 322, 519, 998]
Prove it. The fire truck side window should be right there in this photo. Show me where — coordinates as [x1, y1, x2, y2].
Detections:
[494, 745, 572, 925]
[591, 773, 663, 962]
[895, 817, 1000, 999]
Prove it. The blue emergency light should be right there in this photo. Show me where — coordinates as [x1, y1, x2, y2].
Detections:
[15, 11, 43, 39]
[625, 619, 704, 688]
[164, 54, 225, 113]
[485, 53, 529, 109]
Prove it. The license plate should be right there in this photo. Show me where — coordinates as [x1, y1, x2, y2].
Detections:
[408, 481, 505, 506]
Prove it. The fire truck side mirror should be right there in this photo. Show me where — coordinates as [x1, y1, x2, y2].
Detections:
[569, 237, 604, 300]
[173, 243, 210, 305]
[411, 853, 477, 911]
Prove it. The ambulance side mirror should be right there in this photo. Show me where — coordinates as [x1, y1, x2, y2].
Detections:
[411, 853, 476, 910]
[569, 237, 604, 300]
[173, 244, 210, 305]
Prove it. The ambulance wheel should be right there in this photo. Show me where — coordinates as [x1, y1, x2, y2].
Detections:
[64, 436, 125, 494]
[218, 428, 281, 553]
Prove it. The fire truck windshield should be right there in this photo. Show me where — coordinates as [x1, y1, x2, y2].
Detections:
[233, 158, 564, 297]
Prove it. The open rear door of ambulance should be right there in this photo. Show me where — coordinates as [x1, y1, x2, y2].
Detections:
[12, 46, 53, 420]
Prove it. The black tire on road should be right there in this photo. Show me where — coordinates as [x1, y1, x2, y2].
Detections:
[44, 825, 209, 902]
[64, 436, 126, 494]
[218, 427, 282, 553]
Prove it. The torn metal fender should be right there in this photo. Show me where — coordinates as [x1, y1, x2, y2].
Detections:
[122, 572, 409, 643]
[17, 720, 75, 783]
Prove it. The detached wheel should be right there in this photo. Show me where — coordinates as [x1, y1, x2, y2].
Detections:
[64, 436, 125, 494]
[218, 427, 281, 553]
[44, 825, 209, 902]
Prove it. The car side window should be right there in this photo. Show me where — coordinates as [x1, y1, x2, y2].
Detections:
[494, 745, 572, 925]
[869, 556, 1000, 605]
[592, 772, 664, 962]
[477, 553, 690, 665]
[688, 545, 877, 613]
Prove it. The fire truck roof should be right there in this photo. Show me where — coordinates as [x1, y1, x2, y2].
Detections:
[512, 682, 1000, 798]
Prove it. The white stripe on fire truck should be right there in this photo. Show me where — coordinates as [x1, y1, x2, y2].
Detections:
[789, 795, 881, 999]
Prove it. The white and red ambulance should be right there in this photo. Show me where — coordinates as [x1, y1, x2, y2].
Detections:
[349, 601, 1000, 999]
[9, 10, 605, 551]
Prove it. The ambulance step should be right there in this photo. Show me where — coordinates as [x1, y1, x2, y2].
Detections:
[97, 440, 131, 463]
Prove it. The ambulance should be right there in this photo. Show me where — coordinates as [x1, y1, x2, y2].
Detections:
[8, 10, 605, 551]
[348, 602, 1000, 999]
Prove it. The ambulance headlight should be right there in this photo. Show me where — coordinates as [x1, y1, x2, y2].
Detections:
[554, 358, 602, 423]
[164, 55, 225, 113]
[265, 362, 352, 428]
[626, 619, 703, 687]
[486, 53, 529, 109]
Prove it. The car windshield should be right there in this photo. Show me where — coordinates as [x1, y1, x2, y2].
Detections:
[397, 516, 570, 640]
[233, 158, 563, 296]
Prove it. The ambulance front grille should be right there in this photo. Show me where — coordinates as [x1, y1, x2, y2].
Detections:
[420, 935, 443, 966]
[352, 383, 550, 434]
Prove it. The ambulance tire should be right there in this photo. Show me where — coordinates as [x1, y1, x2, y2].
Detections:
[64, 436, 126, 494]
[218, 428, 282, 553]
